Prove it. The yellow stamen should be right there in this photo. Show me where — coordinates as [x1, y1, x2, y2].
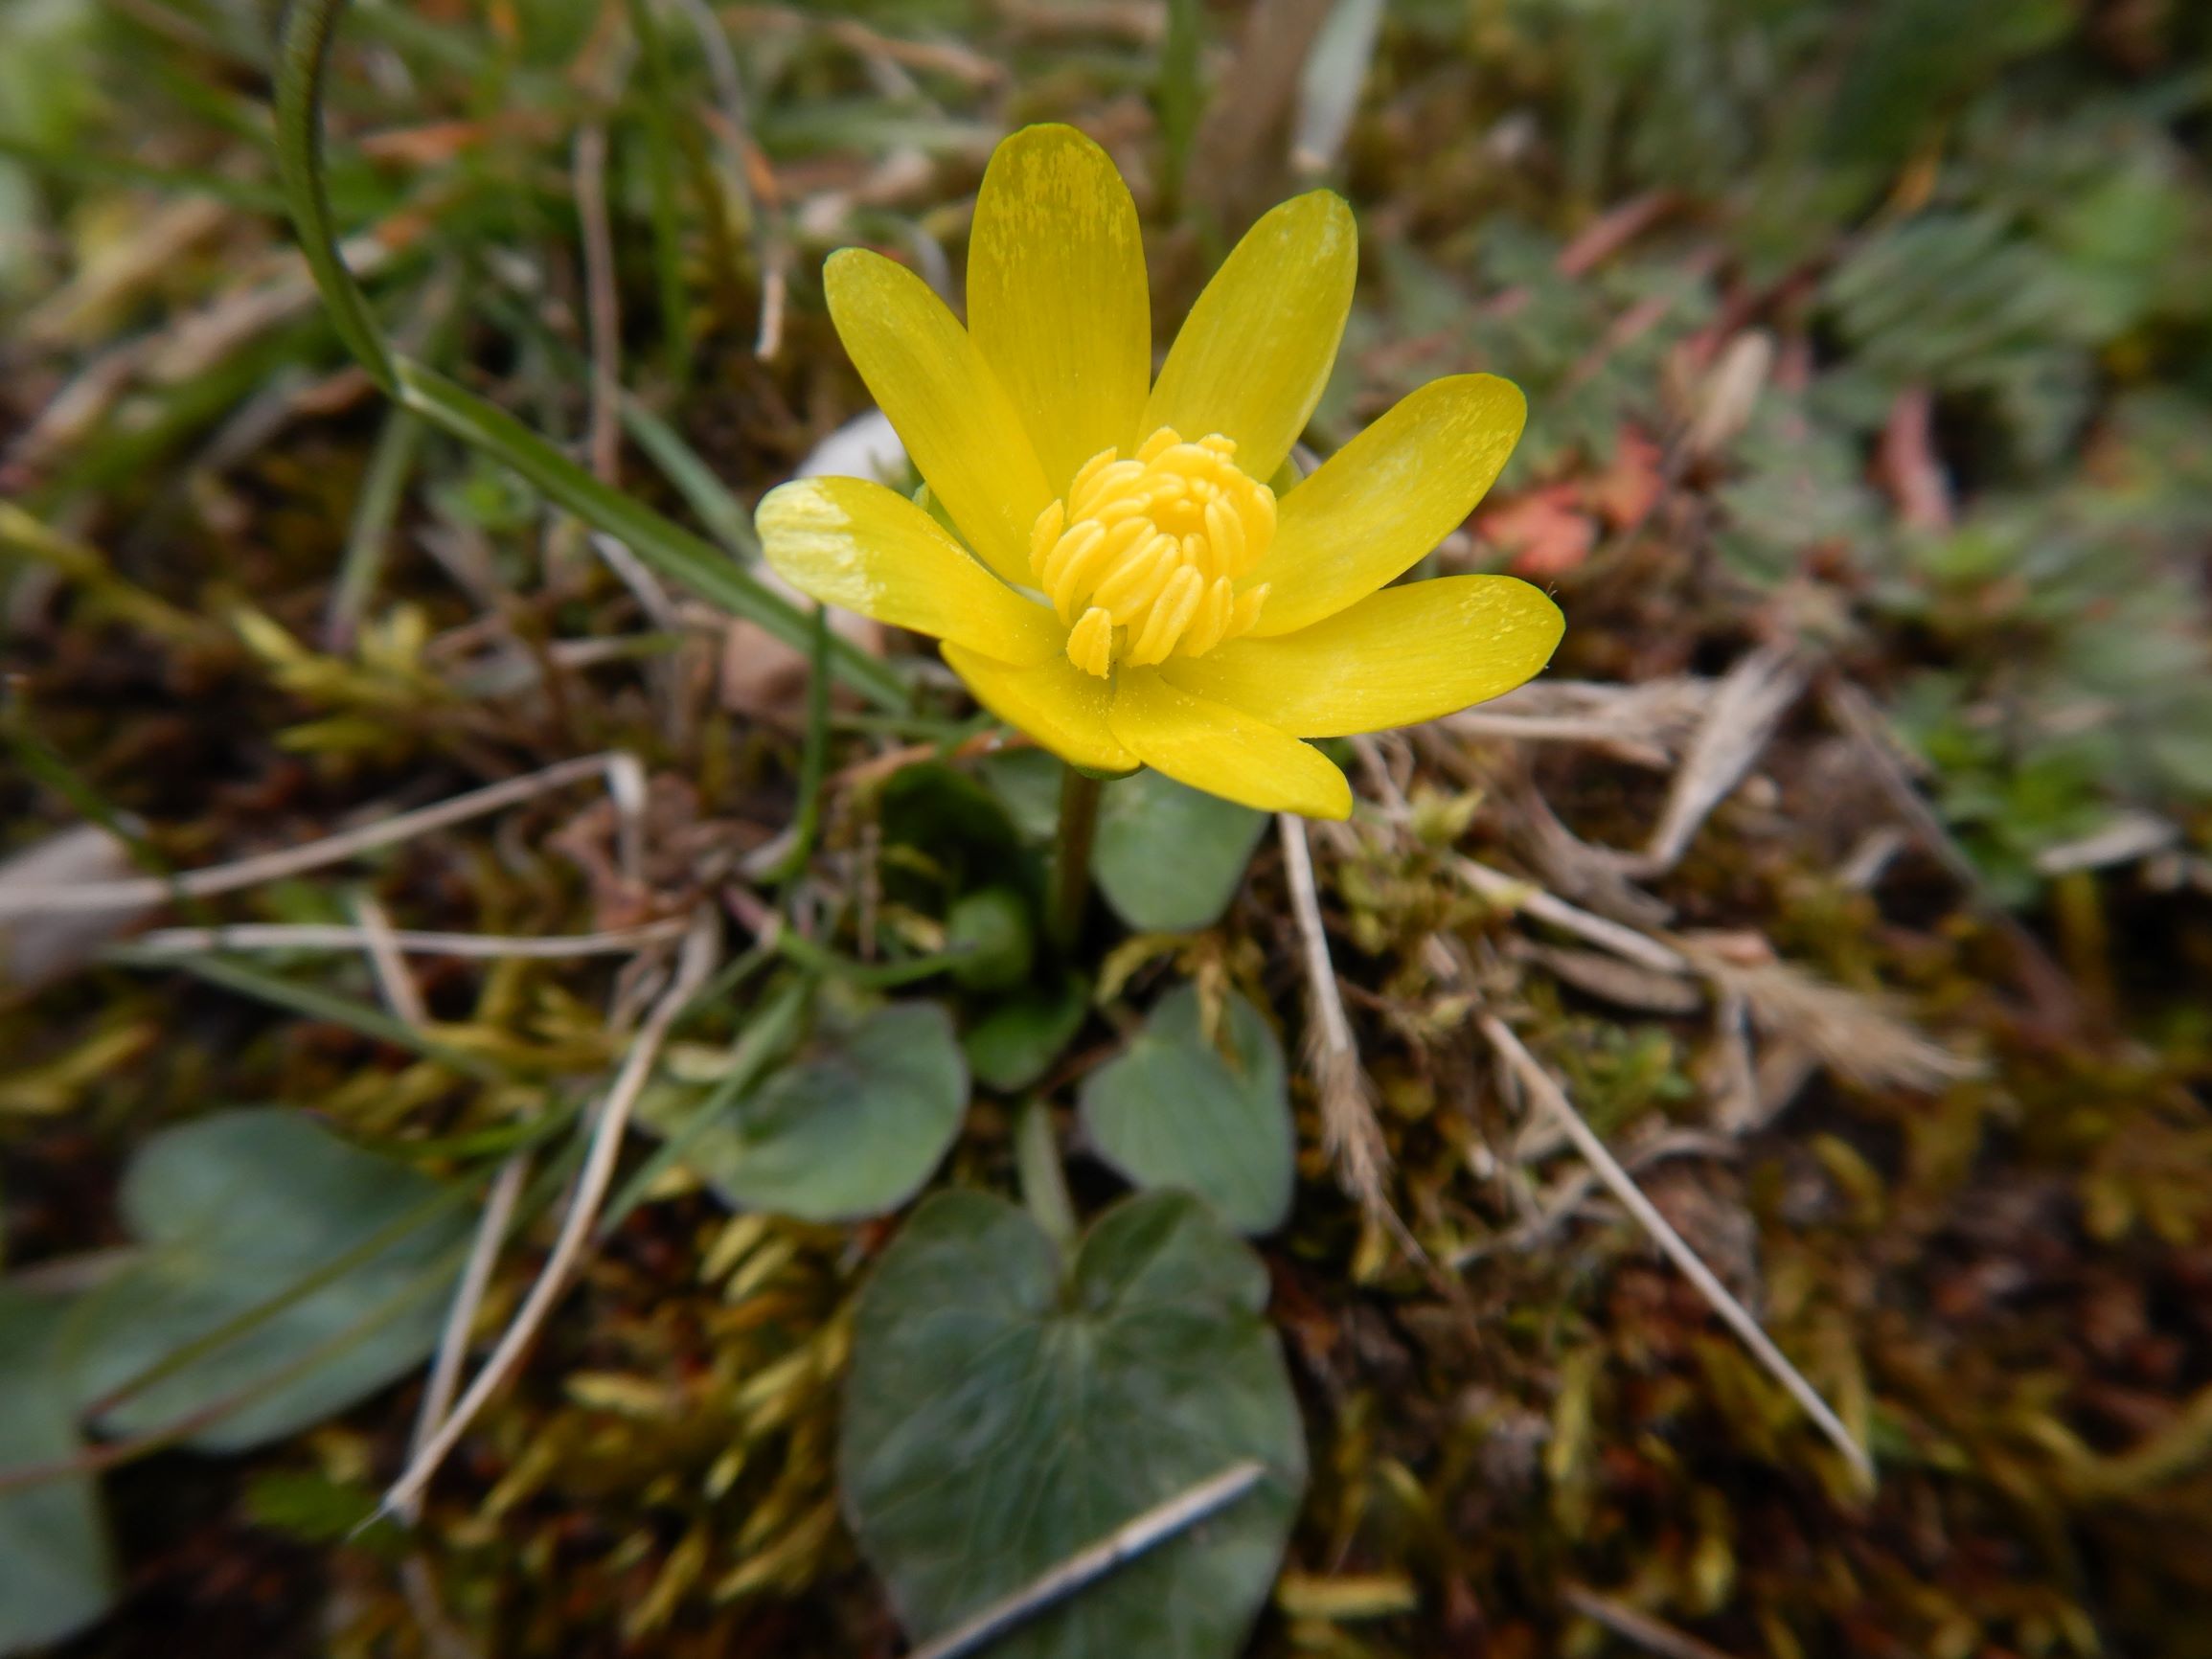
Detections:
[1029, 426, 1275, 678]
[1066, 606, 1116, 677]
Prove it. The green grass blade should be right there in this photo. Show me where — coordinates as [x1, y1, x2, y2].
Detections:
[393, 361, 903, 705]
[273, 0, 394, 392]
[269, 0, 904, 708]
[107, 948, 512, 1083]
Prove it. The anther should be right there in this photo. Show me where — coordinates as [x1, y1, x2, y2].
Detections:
[1032, 425, 1275, 677]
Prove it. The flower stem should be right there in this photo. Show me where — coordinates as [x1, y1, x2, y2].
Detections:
[1049, 764, 1103, 954]
[1014, 1101, 1076, 1257]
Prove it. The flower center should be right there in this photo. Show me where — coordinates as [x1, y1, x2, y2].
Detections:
[1027, 426, 1275, 678]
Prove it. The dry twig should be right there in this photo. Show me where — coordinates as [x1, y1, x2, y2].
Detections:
[903, 1462, 1268, 1659]
[1279, 813, 1390, 1212]
[0, 753, 639, 920]
[1620, 645, 1805, 878]
[1477, 1015, 1874, 1486]
[125, 919, 691, 959]
[399, 1151, 529, 1526]
[1681, 941, 1973, 1095]
[377, 908, 718, 1519]
[1454, 857, 1692, 977]
[1562, 1582, 1744, 1659]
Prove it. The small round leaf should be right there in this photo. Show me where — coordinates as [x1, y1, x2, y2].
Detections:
[946, 886, 1037, 991]
[1078, 985, 1294, 1235]
[673, 1002, 968, 1222]
[965, 972, 1089, 1093]
[1093, 771, 1268, 932]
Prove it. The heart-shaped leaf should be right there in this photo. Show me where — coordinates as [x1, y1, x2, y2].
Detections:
[843, 1188, 1305, 1659]
[1078, 985, 1294, 1236]
[965, 972, 1089, 1093]
[60, 1109, 470, 1452]
[1094, 772, 1268, 932]
[659, 1002, 967, 1222]
[0, 1290, 116, 1656]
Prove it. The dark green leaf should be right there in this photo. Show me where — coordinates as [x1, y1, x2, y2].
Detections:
[966, 973, 1090, 1094]
[659, 1003, 967, 1222]
[1093, 772, 1267, 933]
[1078, 985, 1294, 1236]
[61, 1110, 471, 1452]
[0, 1290, 116, 1656]
[843, 1189, 1305, 1659]
[946, 887, 1037, 992]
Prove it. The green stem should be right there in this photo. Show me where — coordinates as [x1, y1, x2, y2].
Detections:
[762, 606, 832, 885]
[1049, 765, 1104, 955]
[1015, 1101, 1076, 1257]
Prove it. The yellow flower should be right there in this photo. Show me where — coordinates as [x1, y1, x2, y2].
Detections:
[759, 125, 1562, 821]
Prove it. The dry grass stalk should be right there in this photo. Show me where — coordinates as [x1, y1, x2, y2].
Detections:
[666, 0, 789, 357]
[1515, 940, 1705, 1014]
[904, 1461, 1268, 1659]
[400, 1152, 530, 1526]
[1278, 813, 1391, 1214]
[1562, 1580, 1745, 1659]
[125, 919, 693, 959]
[1682, 942, 1973, 1095]
[1188, 0, 1337, 227]
[350, 893, 429, 1026]
[1454, 856, 1692, 977]
[1824, 679, 2087, 1031]
[1622, 644, 1805, 877]
[1705, 989, 1762, 1132]
[1452, 1129, 1737, 1265]
[574, 121, 623, 489]
[377, 907, 719, 1520]
[1478, 1013, 1875, 1487]
[0, 825, 159, 988]
[1497, 769, 1677, 926]
[0, 752, 639, 920]
[2033, 809, 2178, 876]
[1440, 676, 1714, 768]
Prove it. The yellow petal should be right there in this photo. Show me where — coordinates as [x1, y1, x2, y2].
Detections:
[943, 643, 1136, 773]
[1140, 192, 1357, 485]
[758, 477, 1061, 666]
[1106, 669, 1352, 819]
[1161, 575, 1562, 737]
[969, 125, 1152, 494]
[1247, 375, 1526, 637]
[824, 248, 1053, 587]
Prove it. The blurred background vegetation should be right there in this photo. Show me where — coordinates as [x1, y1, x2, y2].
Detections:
[3, 0, 2210, 1655]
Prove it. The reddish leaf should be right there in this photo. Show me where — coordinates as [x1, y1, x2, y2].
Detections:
[1476, 486, 1597, 579]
